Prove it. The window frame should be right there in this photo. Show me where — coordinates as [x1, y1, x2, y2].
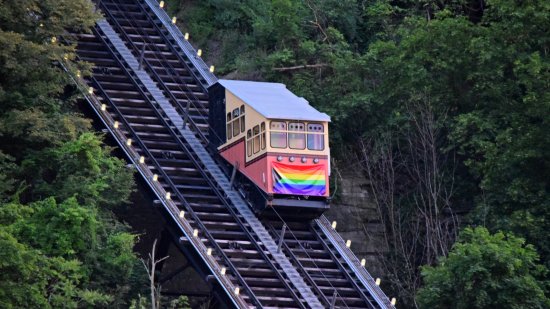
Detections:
[240, 105, 245, 133]
[270, 121, 287, 149]
[252, 125, 261, 154]
[226, 113, 232, 140]
[307, 123, 325, 151]
[260, 122, 266, 150]
[246, 129, 252, 156]
[288, 122, 306, 150]
[233, 117, 240, 137]
[246, 123, 267, 156]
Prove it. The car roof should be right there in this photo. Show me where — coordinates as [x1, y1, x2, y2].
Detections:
[214, 79, 331, 122]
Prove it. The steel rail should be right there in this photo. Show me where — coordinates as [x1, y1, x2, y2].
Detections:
[95, 3, 311, 307]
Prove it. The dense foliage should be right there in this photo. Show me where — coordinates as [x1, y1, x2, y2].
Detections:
[0, 0, 146, 307]
[0, 0, 547, 307]
[417, 227, 549, 309]
[168, 0, 549, 307]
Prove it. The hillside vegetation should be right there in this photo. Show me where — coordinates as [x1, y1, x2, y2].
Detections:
[0, 0, 548, 308]
[166, 0, 549, 307]
[0, 1, 146, 307]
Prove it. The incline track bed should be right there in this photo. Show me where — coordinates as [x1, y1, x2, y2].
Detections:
[69, 0, 393, 308]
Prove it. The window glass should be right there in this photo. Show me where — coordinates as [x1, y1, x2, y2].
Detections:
[288, 122, 306, 150]
[240, 105, 245, 114]
[226, 112, 232, 140]
[232, 108, 240, 118]
[253, 135, 260, 153]
[307, 123, 324, 150]
[227, 123, 232, 140]
[247, 140, 252, 156]
[233, 118, 240, 137]
[270, 132, 286, 148]
[261, 132, 266, 150]
[270, 121, 287, 148]
[247, 130, 252, 156]
[252, 125, 260, 153]
[289, 122, 305, 131]
[261, 122, 265, 131]
[241, 115, 245, 132]
[270, 121, 286, 131]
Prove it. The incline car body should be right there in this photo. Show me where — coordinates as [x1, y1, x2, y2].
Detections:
[208, 80, 331, 215]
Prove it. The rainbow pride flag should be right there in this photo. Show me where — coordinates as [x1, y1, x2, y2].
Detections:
[272, 162, 326, 196]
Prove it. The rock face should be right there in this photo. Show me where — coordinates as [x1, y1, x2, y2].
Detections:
[325, 164, 387, 277]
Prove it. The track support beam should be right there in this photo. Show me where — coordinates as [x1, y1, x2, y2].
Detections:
[277, 224, 287, 253]
[229, 162, 239, 188]
[330, 291, 337, 309]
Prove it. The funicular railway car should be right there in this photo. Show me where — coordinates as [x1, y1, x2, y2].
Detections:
[209, 80, 331, 217]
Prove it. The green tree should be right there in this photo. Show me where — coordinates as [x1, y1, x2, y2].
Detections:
[417, 227, 550, 309]
[359, 2, 549, 304]
[0, 226, 112, 308]
[0, 0, 98, 156]
[0, 0, 147, 307]
[19, 132, 134, 208]
[448, 0, 550, 267]
[120, 0, 550, 307]
[0, 139, 141, 307]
